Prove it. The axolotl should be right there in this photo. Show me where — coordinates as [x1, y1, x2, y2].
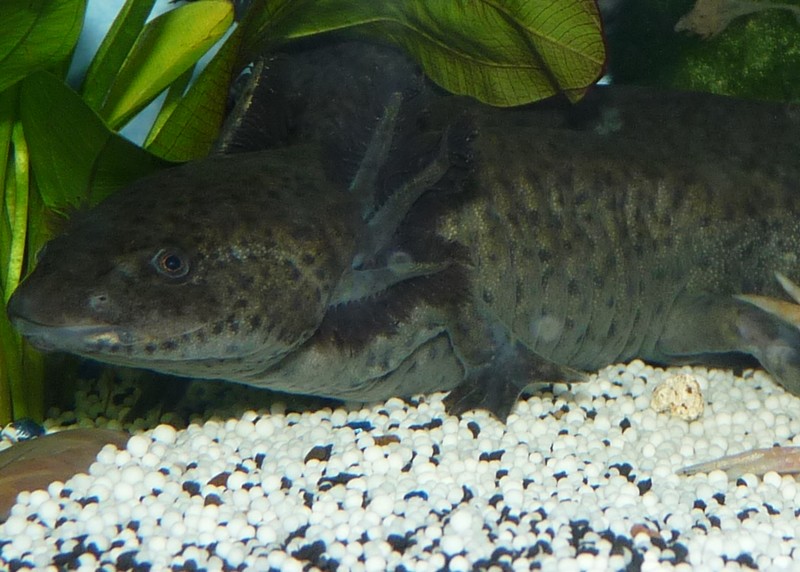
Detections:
[7, 42, 800, 424]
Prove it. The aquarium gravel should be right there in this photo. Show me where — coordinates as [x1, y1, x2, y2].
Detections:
[3, 361, 800, 571]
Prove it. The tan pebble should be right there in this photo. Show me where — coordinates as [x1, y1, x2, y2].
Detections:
[650, 374, 704, 421]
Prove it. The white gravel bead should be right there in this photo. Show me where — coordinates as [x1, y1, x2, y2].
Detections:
[3, 515, 26, 536]
[226, 470, 248, 490]
[152, 423, 178, 444]
[142, 469, 167, 491]
[113, 449, 132, 467]
[261, 473, 282, 492]
[763, 471, 783, 488]
[369, 493, 394, 518]
[440, 533, 465, 555]
[112, 481, 135, 502]
[126, 434, 149, 457]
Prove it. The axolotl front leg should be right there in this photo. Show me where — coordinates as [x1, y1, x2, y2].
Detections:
[441, 301, 588, 419]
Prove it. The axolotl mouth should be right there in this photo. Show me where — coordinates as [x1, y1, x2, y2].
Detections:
[7, 312, 136, 356]
[6, 287, 147, 357]
[6, 284, 294, 379]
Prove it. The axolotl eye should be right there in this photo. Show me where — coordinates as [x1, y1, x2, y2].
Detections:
[151, 248, 190, 279]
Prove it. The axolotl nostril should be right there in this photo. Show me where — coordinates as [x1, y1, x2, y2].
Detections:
[8, 41, 800, 423]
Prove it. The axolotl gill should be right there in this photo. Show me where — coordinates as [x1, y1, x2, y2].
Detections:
[7, 42, 800, 420]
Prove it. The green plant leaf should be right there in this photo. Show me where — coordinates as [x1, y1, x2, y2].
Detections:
[0, 101, 31, 425]
[5, 123, 28, 304]
[90, 127, 174, 201]
[0, 93, 12, 291]
[100, 0, 235, 129]
[240, 0, 605, 106]
[19, 71, 170, 210]
[143, 66, 195, 150]
[0, 308, 21, 424]
[146, 27, 243, 161]
[81, 0, 157, 110]
[0, 0, 87, 93]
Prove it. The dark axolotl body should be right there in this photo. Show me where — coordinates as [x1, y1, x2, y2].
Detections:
[8, 43, 800, 419]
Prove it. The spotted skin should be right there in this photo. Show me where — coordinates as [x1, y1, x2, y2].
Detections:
[9, 149, 359, 379]
[8, 43, 800, 419]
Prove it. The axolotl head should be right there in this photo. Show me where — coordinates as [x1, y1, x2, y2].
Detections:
[7, 149, 358, 380]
